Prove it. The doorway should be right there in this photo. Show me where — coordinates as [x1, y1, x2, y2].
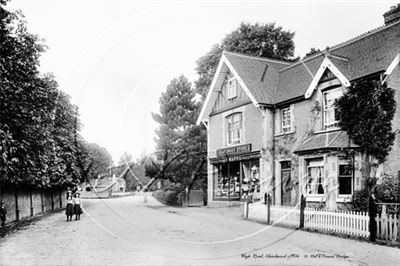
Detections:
[281, 161, 291, 206]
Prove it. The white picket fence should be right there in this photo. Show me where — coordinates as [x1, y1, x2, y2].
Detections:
[270, 205, 300, 228]
[244, 202, 400, 244]
[304, 208, 370, 238]
[375, 206, 400, 242]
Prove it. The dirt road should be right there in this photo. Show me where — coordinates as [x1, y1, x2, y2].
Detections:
[0, 195, 399, 265]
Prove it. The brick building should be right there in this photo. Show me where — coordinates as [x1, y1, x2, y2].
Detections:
[197, 5, 400, 208]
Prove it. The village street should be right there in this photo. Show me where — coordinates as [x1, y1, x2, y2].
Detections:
[0, 195, 399, 266]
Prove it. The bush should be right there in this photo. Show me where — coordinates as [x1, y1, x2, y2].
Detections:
[375, 175, 400, 203]
[352, 189, 370, 212]
[352, 175, 400, 212]
[152, 190, 183, 206]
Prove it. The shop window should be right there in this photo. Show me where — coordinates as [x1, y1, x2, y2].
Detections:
[323, 87, 342, 130]
[213, 160, 259, 201]
[227, 113, 242, 145]
[281, 107, 291, 133]
[338, 158, 353, 195]
[227, 77, 237, 100]
[307, 159, 324, 195]
[213, 162, 240, 200]
[241, 160, 260, 200]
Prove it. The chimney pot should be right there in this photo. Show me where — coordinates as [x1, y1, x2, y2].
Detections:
[384, 4, 400, 25]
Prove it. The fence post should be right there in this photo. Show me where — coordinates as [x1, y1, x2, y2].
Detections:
[267, 193, 271, 224]
[59, 189, 62, 208]
[51, 190, 54, 211]
[299, 194, 306, 228]
[30, 187, 33, 216]
[15, 185, 19, 221]
[244, 201, 249, 219]
[368, 194, 377, 242]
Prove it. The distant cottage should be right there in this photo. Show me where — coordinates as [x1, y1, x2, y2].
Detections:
[197, 5, 400, 209]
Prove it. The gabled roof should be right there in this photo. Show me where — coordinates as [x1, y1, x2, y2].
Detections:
[224, 52, 290, 104]
[294, 130, 360, 154]
[275, 20, 400, 104]
[275, 55, 324, 103]
[197, 19, 400, 122]
[196, 52, 290, 124]
[330, 20, 400, 81]
[303, 56, 351, 99]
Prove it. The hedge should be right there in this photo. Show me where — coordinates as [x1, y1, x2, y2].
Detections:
[152, 190, 183, 206]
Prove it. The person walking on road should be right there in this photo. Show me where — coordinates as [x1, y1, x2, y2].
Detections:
[65, 192, 74, 222]
[73, 193, 83, 220]
[0, 202, 7, 226]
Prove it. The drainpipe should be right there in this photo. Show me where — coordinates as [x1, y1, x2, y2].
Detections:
[260, 105, 276, 205]
[271, 106, 276, 205]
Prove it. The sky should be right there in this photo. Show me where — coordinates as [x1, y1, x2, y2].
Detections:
[6, 0, 399, 163]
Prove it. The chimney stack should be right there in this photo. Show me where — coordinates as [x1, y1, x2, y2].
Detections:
[383, 4, 400, 25]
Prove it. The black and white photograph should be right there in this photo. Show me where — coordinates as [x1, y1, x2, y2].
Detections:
[1, 0, 400, 265]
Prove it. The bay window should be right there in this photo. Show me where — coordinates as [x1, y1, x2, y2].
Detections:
[338, 157, 353, 195]
[307, 159, 324, 195]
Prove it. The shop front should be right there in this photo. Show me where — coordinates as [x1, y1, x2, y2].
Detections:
[210, 144, 261, 201]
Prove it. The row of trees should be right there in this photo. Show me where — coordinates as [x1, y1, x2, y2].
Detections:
[0, 1, 113, 188]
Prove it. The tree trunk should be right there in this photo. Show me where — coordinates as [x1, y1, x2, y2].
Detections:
[187, 158, 206, 192]
[361, 152, 378, 192]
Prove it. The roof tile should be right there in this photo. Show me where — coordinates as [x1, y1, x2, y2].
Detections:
[221, 21, 400, 105]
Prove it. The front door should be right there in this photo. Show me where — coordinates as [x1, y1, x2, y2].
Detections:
[281, 161, 291, 206]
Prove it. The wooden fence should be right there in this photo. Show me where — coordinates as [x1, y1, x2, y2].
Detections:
[375, 205, 400, 242]
[244, 195, 400, 245]
[0, 184, 66, 224]
[304, 208, 370, 238]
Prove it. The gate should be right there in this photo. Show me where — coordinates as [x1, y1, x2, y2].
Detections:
[188, 190, 205, 207]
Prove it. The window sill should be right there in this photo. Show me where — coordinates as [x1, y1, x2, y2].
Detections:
[306, 195, 325, 202]
[336, 196, 352, 203]
[314, 128, 341, 135]
[226, 142, 243, 147]
[274, 131, 295, 137]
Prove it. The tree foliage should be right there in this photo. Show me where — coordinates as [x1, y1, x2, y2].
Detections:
[195, 22, 297, 99]
[336, 79, 396, 163]
[85, 142, 113, 179]
[352, 174, 400, 212]
[303, 47, 321, 58]
[0, 3, 93, 188]
[149, 76, 207, 191]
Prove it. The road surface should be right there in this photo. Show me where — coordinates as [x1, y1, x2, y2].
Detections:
[0, 195, 399, 266]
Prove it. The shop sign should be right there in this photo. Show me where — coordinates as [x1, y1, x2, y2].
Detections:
[216, 144, 252, 157]
[210, 151, 260, 163]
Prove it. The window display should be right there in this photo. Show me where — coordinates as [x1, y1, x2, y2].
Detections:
[213, 159, 259, 201]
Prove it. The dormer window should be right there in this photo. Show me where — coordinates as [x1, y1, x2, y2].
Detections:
[227, 78, 237, 100]
[323, 87, 342, 130]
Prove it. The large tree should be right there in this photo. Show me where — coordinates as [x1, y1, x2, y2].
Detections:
[336, 79, 396, 189]
[86, 142, 113, 179]
[149, 75, 207, 191]
[0, 2, 90, 188]
[195, 22, 297, 99]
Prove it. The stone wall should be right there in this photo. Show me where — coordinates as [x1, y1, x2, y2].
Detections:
[0, 184, 66, 224]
